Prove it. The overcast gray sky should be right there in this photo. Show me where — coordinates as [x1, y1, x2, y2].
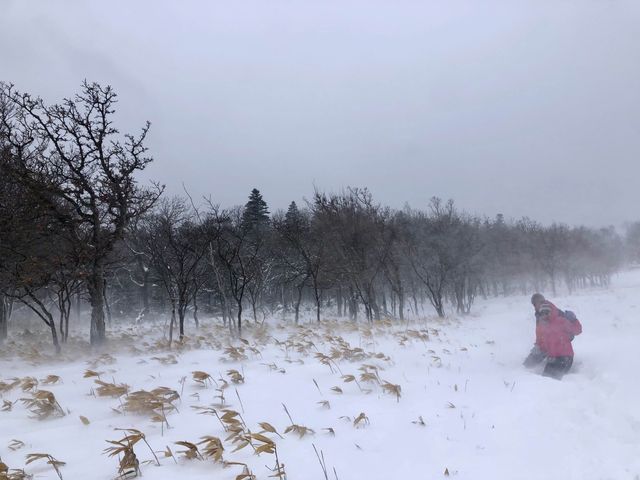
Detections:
[2, 0, 639, 226]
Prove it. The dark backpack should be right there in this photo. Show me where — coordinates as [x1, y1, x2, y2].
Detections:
[561, 310, 578, 322]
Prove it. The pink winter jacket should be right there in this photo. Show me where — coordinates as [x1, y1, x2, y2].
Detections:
[535, 302, 582, 357]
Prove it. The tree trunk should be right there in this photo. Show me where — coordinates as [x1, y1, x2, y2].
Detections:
[381, 291, 387, 318]
[64, 308, 70, 342]
[88, 264, 106, 346]
[59, 311, 64, 338]
[48, 313, 61, 354]
[75, 292, 82, 322]
[349, 287, 357, 321]
[398, 287, 405, 321]
[371, 288, 381, 321]
[0, 294, 8, 344]
[315, 291, 321, 323]
[178, 306, 185, 341]
[221, 296, 228, 326]
[140, 264, 150, 315]
[193, 295, 199, 328]
[251, 296, 258, 323]
[103, 278, 112, 326]
[169, 301, 176, 345]
[237, 301, 243, 335]
[295, 283, 304, 325]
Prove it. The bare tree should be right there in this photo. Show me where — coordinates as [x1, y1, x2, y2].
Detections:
[135, 198, 206, 343]
[0, 81, 163, 345]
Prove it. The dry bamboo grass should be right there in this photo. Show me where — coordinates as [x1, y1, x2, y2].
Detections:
[221, 346, 247, 362]
[150, 355, 178, 365]
[412, 416, 426, 426]
[88, 353, 117, 368]
[20, 391, 65, 420]
[19, 378, 38, 393]
[0, 457, 33, 480]
[198, 436, 224, 462]
[94, 380, 129, 398]
[0, 379, 21, 394]
[216, 409, 252, 452]
[353, 412, 369, 428]
[83, 370, 103, 379]
[251, 433, 286, 479]
[122, 388, 180, 429]
[381, 381, 402, 402]
[224, 462, 256, 480]
[191, 371, 212, 388]
[104, 439, 140, 478]
[24, 454, 65, 480]
[226, 369, 244, 384]
[173, 441, 203, 461]
[40, 375, 62, 385]
[282, 404, 315, 438]
[8, 440, 25, 451]
[104, 428, 160, 477]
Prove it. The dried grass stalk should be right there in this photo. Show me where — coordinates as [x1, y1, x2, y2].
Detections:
[20, 390, 65, 420]
[94, 380, 129, 398]
[25, 453, 65, 480]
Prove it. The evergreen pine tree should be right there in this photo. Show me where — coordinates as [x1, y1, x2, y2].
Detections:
[284, 201, 307, 234]
[242, 188, 270, 231]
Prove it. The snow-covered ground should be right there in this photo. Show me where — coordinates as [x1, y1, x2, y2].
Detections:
[2, 272, 640, 480]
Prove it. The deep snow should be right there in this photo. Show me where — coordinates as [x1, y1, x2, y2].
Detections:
[1, 272, 640, 480]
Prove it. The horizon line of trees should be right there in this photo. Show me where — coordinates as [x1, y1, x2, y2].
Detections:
[1, 81, 636, 352]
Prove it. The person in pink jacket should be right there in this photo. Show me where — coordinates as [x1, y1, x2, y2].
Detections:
[523, 293, 583, 379]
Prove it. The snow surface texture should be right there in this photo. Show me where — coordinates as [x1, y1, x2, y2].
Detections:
[1, 272, 640, 480]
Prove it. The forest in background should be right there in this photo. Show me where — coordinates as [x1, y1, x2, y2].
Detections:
[1, 81, 637, 352]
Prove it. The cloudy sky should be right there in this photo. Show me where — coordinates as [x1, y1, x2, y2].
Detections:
[2, 0, 639, 226]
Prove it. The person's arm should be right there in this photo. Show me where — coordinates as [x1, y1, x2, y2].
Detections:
[524, 321, 546, 367]
[523, 345, 546, 367]
[563, 310, 582, 337]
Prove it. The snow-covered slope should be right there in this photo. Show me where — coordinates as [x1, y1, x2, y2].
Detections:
[1, 272, 639, 480]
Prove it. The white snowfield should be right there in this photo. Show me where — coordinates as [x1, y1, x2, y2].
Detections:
[1, 272, 640, 480]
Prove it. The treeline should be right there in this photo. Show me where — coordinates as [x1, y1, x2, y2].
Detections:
[0, 82, 633, 351]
